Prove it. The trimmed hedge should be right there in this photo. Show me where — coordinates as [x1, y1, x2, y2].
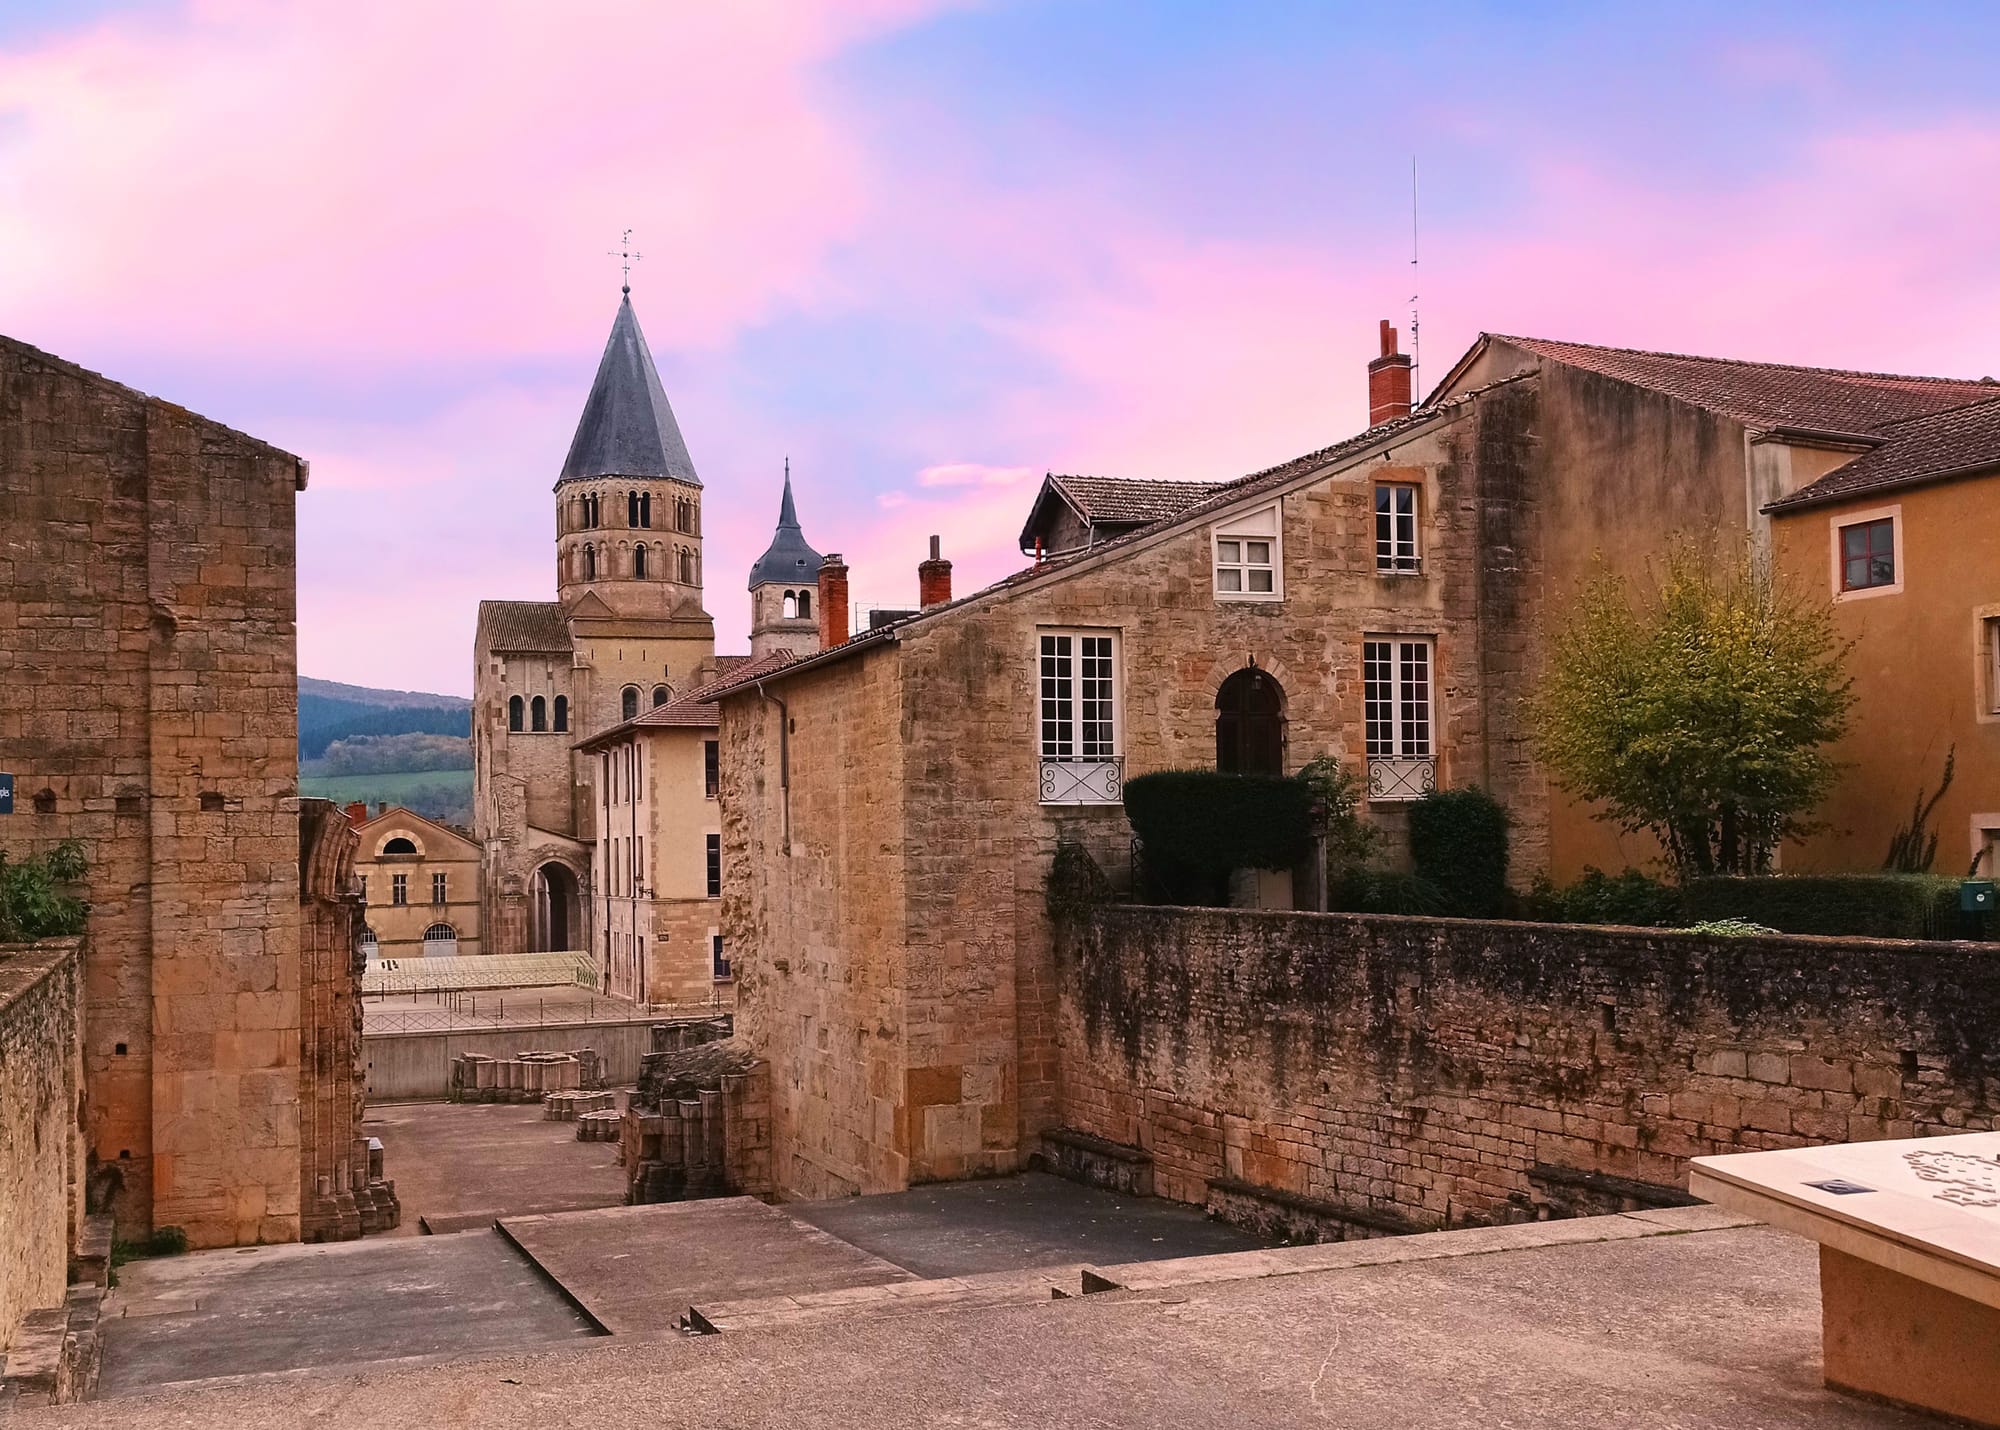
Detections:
[1525, 866, 1685, 929]
[1125, 770, 1315, 905]
[1408, 787, 1511, 918]
[1682, 874, 1966, 940]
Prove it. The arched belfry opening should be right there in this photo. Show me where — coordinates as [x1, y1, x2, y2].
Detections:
[1216, 667, 1286, 776]
[531, 862, 580, 953]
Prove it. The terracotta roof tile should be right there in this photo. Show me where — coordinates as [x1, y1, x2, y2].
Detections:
[1045, 475, 1229, 525]
[476, 600, 572, 652]
[1493, 335, 1999, 433]
[1767, 396, 2000, 512]
[582, 652, 798, 741]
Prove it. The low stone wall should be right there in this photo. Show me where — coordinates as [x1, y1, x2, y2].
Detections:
[0, 940, 84, 1355]
[1056, 907, 2000, 1233]
[365, 1018, 658, 1100]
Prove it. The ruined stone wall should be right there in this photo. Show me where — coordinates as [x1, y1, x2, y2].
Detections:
[1057, 907, 2000, 1229]
[0, 940, 84, 1351]
[0, 336, 303, 1246]
[298, 801, 373, 1242]
[718, 655, 908, 1198]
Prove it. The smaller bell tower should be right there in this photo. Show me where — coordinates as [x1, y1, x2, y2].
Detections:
[747, 463, 824, 660]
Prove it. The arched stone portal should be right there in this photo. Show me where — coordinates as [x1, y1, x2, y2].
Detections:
[531, 862, 581, 952]
[1216, 667, 1286, 776]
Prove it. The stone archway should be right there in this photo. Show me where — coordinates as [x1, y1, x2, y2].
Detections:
[531, 862, 581, 952]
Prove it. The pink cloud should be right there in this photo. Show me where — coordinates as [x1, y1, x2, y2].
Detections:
[0, 0, 958, 363]
[915, 461, 1039, 487]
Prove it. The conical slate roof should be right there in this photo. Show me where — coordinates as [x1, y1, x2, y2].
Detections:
[747, 469, 823, 589]
[558, 295, 699, 486]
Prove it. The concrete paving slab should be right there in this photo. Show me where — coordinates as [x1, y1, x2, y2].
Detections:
[95, 1231, 598, 1398]
[366, 1098, 627, 1235]
[497, 1199, 912, 1336]
[789, 1171, 1269, 1278]
[49, 1226, 1930, 1428]
[689, 1265, 1082, 1334]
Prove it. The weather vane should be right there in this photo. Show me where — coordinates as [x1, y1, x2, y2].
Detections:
[608, 229, 643, 294]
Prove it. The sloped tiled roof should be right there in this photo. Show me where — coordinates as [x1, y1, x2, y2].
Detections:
[477, 600, 572, 653]
[1047, 475, 1228, 524]
[747, 469, 823, 590]
[1491, 335, 1999, 434]
[578, 654, 791, 744]
[1767, 395, 2000, 512]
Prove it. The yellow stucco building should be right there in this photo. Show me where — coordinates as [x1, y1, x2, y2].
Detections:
[351, 806, 483, 960]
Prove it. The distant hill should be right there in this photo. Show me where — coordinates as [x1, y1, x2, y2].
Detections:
[299, 676, 471, 760]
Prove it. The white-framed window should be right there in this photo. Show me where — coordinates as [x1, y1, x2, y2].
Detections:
[1037, 629, 1122, 804]
[1829, 504, 1904, 602]
[1363, 637, 1437, 801]
[391, 872, 408, 906]
[1375, 482, 1420, 573]
[431, 872, 447, 905]
[1212, 504, 1283, 601]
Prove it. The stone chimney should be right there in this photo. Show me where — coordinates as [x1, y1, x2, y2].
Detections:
[817, 553, 849, 649]
[918, 535, 952, 609]
[1368, 319, 1413, 426]
[344, 802, 368, 828]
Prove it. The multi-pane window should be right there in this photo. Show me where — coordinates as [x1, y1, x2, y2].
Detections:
[1212, 505, 1282, 599]
[431, 872, 447, 905]
[1839, 517, 1896, 591]
[357, 875, 368, 904]
[711, 933, 731, 981]
[706, 834, 722, 898]
[1364, 639, 1434, 760]
[391, 873, 408, 906]
[1038, 632, 1117, 760]
[1375, 484, 1420, 572]
[704, 740, 720, 798]
[634, 838, 643, 893]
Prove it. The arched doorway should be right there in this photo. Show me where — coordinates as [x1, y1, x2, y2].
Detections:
[1216, 668, 1285, 775]
[422, 922, 458, 957]
[532, 862, 580, 952]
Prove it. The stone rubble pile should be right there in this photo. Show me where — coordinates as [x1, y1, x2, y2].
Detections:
[447, 1048, 602, 1103]
[620, 1021, 759, 1204]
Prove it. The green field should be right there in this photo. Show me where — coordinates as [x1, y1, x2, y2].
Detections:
[300, 768, 472, 824]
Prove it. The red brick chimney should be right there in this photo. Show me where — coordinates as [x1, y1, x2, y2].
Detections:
[817, 553, 849, 649]
[344, 801, 368, 828]
[918, 535, 952, 609]
[1368, 319, 1413, 426]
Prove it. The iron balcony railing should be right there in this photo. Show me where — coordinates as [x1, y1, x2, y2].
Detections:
[1039, 756, 1124, 806]
[1366, 756, 1437, 802]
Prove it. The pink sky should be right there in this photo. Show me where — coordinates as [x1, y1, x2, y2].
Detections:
[3, 2, 1997, 692]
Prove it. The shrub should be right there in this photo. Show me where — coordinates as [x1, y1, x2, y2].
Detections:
[1526, 866, 1684, 928]
[0, 840, 89, 942]
[1408, 787, 1510, 917]
[1683, 874, 1966, 940]
[1296, 756, 1379, 878]
[1044, 839, 1111, 926]
[1124, 770, 1316, 906]
[1330, 868, 1448, 917]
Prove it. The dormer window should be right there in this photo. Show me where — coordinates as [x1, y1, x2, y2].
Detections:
[1212, 504, 1283, 601]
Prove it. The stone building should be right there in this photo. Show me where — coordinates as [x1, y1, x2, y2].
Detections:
[572, 476, 825, 1003]
[710, 322, 2000, 1202]
[1764, 396, 2000, 875]
[0, 333, 371, 1247]
[348, 805, 483, 960]
[472, 293, 718, 959]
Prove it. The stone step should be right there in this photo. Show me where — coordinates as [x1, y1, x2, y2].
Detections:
[684, 1265, 1082, 1334]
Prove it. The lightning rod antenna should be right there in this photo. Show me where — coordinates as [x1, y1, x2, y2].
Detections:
[1410, 157, 1421, 403]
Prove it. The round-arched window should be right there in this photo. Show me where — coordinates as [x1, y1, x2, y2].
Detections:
[621, 686, 640, 721]
[422, 923, 458, 957]
[381, 836, 418, 856]
[652, 685, 670, 708]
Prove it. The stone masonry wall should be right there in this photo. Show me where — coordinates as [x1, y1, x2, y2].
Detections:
[1057, 907, 2000, 1229]
[0, 940, 84, 1351]
[0, 334, 305, 1245]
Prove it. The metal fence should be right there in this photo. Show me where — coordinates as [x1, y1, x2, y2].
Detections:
[361, 950, 596, 997]
[362, 992, 731, 1036]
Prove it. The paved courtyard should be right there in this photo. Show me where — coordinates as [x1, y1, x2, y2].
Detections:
[61, 1220, 1932, 1428]
[366, 1098, 628, 1234]
[790, 1171, 1267, 1277]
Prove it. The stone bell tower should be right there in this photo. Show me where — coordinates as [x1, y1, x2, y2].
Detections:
[747, 462, 824, 660]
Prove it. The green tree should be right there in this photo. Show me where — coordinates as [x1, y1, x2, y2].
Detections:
[0, 840, 89, 941]
[1532, 540, 1853, 879]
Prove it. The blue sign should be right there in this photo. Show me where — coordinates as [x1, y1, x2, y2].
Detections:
[0, 774, 12, 815]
